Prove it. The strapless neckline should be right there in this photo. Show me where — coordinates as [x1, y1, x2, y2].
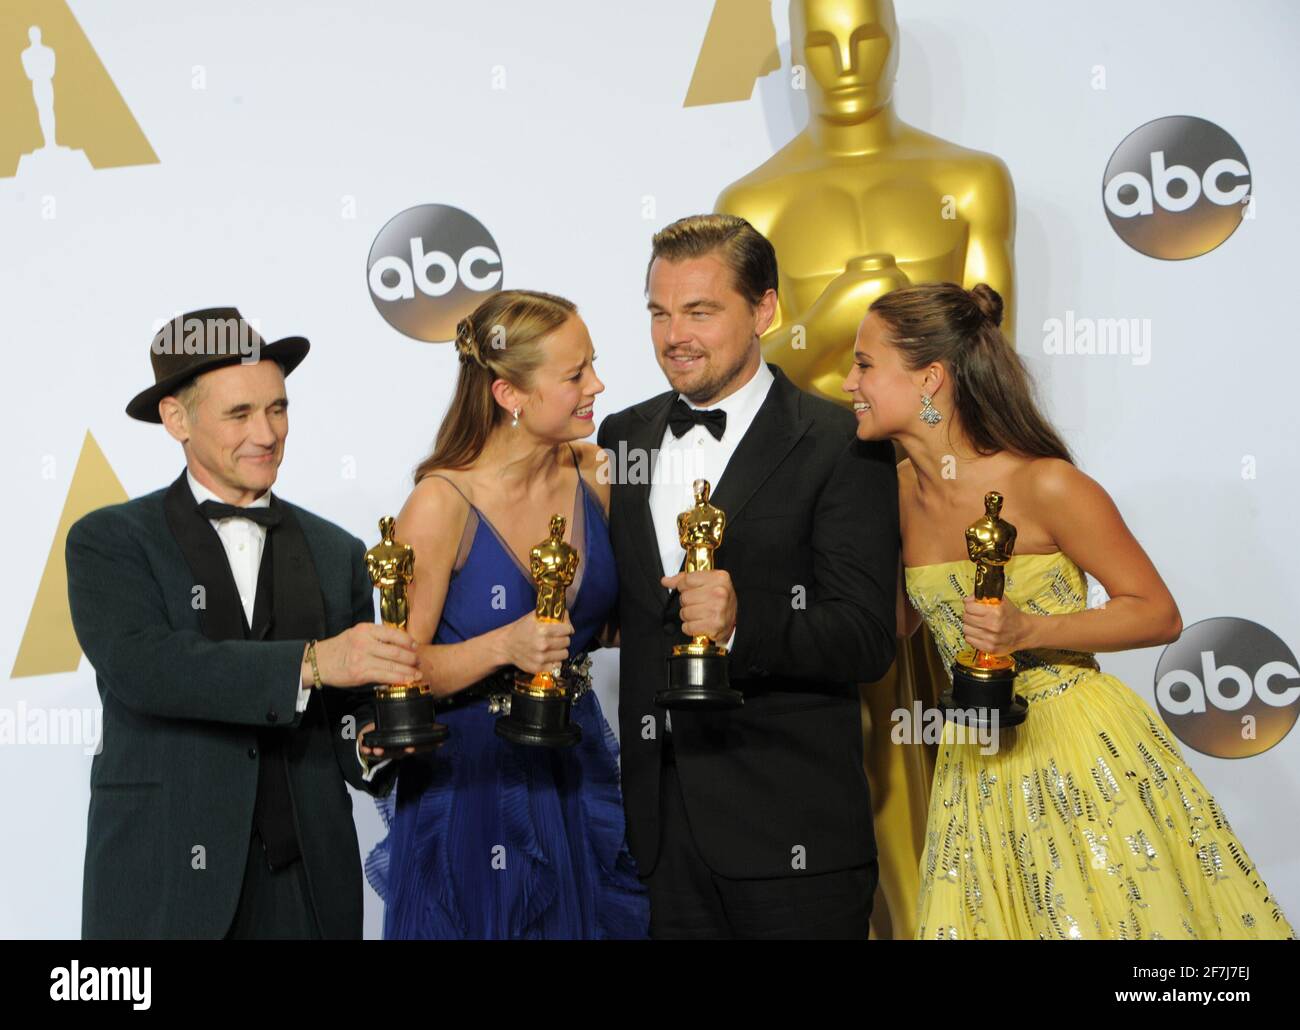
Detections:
[905, 550, 1066, 574]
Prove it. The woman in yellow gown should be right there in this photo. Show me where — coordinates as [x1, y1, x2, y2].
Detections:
[842, 281, 1294, 940]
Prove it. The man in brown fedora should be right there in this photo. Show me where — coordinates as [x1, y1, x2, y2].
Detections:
[66, 307, 419, 939]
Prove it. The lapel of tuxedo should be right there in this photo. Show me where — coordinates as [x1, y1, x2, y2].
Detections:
[268, 499, 328, 643]
[250, 534, 274, 640]
[709, 364, 812, 530]
[163, 470, 247, 643]
[626, 391, 675, 610]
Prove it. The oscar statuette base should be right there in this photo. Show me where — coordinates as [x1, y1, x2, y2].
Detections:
[494, 673, 582, 748]
[656, 643, 742, 710]
[941, 648, 1028, 729]
[365, 684, 449, 752]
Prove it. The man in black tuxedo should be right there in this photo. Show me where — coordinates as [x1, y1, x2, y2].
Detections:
[66, 308, 419, 938]
[597, 216, 899, 938]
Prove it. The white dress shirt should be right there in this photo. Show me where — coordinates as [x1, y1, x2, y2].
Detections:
[649, 360, 774, 729]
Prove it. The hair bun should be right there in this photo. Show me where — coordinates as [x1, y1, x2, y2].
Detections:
[969, 283, 1003, 328]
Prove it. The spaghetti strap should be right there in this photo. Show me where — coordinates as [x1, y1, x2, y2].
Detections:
[422, 473, 477, 574]
[423, 472, 473, 507]
[570, 443, 608, 526]
[568, 442, 594, 505]
[427, 458, 579, 506]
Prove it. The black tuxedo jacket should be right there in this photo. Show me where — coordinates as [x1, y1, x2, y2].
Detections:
[66, 470, 395, 938]
[597, 364, 899, 879]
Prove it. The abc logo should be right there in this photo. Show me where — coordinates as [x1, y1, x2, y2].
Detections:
[367, 204, 503, 342]
[1154, 617, 1299, 758]
[1102, 115, 1251, 260]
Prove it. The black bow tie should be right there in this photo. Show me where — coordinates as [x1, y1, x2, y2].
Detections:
[668, 397, 727, 441]
[197, 499, 282, 528]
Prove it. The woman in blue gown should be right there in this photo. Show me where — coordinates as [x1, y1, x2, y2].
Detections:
[361, 289, 648, 939]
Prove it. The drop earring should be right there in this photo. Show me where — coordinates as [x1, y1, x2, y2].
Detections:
[919, 393, 942, 426]
[511, 407, 520, 428]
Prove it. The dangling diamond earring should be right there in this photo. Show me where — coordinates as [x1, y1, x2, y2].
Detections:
[511, 407, 520, 428]
[919, 393, 942, 426]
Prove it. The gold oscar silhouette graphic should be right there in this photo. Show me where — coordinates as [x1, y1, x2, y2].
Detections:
[2, 3, 158, 179]
[942, 492, 1028, 728]
[656, 479, 741, 709]
[714, 0, 1017, 938]
[683, 0, 780, 107]
[364, 516, 448, 750]
[495, 513, 584, 747]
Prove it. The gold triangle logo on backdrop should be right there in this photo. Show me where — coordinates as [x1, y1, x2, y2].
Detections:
[684, 0, 781, 107]
[11, 432, 128, 678]
[1, 0, 158, 178]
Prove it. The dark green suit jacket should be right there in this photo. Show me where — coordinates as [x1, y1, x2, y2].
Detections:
[66, 470, 396, 939]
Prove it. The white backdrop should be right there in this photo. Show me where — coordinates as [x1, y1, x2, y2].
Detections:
[2, 0, 1297, 938]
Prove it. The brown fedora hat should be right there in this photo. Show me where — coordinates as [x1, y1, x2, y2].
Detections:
[126, 307, 310, 423]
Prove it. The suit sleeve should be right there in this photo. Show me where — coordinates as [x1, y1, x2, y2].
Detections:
[592, 414, 621, 651]
[727, 438, 899, 685]
[324, 536, 398, 797]
[66, 508, 306, 727]
[596, 413, 616, 456]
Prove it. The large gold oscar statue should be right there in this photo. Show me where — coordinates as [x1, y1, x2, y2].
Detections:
[716, 0, 1016, 939]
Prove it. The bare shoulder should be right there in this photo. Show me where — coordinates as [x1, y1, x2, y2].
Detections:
[572, 440, 611, 513]
[1019, 457, 1101, 502]
[1017, 457, 1120, 530]
[395, 472, 472, 546]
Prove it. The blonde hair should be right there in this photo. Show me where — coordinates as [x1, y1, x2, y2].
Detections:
[414, 289, 577, 479]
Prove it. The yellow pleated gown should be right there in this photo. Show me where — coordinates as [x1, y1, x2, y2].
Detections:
[904, 551, 1295, 940]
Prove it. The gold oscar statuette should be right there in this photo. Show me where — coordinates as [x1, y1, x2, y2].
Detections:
[363, 516, 448, 750]
[494, 513, 584, 747]
[656, 479, 742, 709]
[942, 492, 1028, 728]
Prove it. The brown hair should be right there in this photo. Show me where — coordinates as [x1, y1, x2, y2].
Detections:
[646, 213, 778, 306]
[413, 290, 577, 480]
[868, 282, 1074, 462]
